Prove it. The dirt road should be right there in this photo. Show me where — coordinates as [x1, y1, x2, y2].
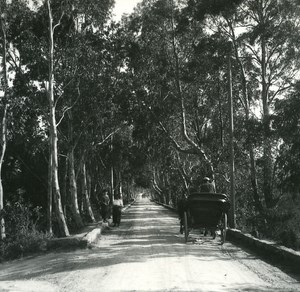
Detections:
[1, 197, 300, 292]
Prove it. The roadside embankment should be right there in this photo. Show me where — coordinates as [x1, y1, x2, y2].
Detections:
[46, 222, 104, 250]
[227, 229, 300, 270]
[153, 200, 300, 271]
[46, 199, 136, 250]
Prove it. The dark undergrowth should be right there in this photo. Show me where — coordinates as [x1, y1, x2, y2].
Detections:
[0, 199, 52, 262]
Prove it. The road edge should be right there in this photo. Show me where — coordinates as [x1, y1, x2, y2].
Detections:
[153, 200, 300, 268]
[46, 199, 137, 250]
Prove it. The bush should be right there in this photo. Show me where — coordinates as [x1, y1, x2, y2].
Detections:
[0, 199, 52, 262]
[0, 229, 51, 261]
[279, 229, 298, 249]
[264, 194, 300, 250]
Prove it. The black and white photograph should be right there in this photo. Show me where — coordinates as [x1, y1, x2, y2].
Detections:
[1, 0, 300, 291]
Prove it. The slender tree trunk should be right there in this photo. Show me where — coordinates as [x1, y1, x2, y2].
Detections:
[82, 161, 95, 222]
[0, 1, 8, 240]
[118, 171, 123, 197]
[177, 165, 189, 198]
[152, 168, 163, 201]
[228, 47, 236, 228]
[62, 156, 68, 216]
[217, 76, 224, 147]
[68, 148, 84, 228]
[261, 34, 273, 208]
[47, 149, 53, 234]
[228, 19, 262, 212]
[0, 105, 7, 240]
[47, 0, 69, 237]
[67, 110, 83, 228]
[110, 136, 114, 203]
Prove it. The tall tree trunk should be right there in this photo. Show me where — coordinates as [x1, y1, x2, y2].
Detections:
[82, 161, 95, 222]
[67, 110, 83, 228]
[261, 34, 273, 208]
[62, 156, 68, 216]
[0, 0, 8, 240]
[0, 105, 7, 241]
[217, 76, 224, 147]
[227, 19, 262, 212]
[228, 47, 236, 228]
[47, 0, 69, 237]
[152, 168, 163, 201]
[169, 0, 215, 178]
[68, 148, 84, 228]
[118, 171, 123, 197]
[47, 149, 53, 234]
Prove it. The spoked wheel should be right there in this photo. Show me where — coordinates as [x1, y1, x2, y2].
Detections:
[184, 211, 189, 243]
[220, 212, 227, 244]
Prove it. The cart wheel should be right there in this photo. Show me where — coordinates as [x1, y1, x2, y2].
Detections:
[184, 211, 189, 243]
[221, 213, 227, 244]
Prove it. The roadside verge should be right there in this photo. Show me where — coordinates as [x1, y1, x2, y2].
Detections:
[153, 200, 300, 270]
[227, 229, 300, 269]
[46, 199, 136, 250]
[46, 222, 103, 250]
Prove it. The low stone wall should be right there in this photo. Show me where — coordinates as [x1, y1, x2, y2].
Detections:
[153, 200, 300, 270]
[227, 229, 300, 268]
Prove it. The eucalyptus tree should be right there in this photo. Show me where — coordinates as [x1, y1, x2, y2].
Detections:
[124, 0, 236, 195]
[186, 0, 263, 211]
[216, 0, 300, 209]
[185, 0, 300, 210]
[6, 0, 116, 235]
[44, 0, 115, 231]
[234, 0, 300, 209]
[274, 83, 300, 194]
[0, 0, 8, 240]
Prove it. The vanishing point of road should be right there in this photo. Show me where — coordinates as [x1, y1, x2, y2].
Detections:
[0, 197, 300, 292]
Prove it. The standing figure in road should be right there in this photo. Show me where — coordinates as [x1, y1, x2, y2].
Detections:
[112, 192, 123, 227]
[177, 193, 188, 234]
[200, 177, 217, 238]
[101, 189, 110, 223]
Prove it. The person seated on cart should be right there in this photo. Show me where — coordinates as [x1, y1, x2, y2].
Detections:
[200, 176, 217, 238]
[199, 177, 216, 193]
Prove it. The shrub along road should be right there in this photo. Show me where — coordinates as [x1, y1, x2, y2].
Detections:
[0, 198, 300, 291]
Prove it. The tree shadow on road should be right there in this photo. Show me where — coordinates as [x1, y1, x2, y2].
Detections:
[1, 200, 300, 291]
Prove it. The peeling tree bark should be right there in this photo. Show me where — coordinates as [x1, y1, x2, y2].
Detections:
[0, 0, 8, 240]
[82, 161, 95, 222]
[47, 0, 69, 237]
[68, 147, 84, 228]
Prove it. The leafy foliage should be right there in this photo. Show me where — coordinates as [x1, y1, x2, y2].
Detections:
[0, 199, 51, 261]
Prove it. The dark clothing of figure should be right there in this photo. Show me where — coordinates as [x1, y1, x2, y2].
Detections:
[200, 182, 216, 193]
[101, 193, 110, 222]
[177, 197, 187, 234]
[112, 198, 123, 226]
[112, 205, 122, 226]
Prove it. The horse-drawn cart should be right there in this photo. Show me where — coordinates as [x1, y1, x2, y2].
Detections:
[180, 193, 230, 244]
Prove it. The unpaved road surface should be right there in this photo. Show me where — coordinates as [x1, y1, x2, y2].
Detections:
[1, 197, 300, 292]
